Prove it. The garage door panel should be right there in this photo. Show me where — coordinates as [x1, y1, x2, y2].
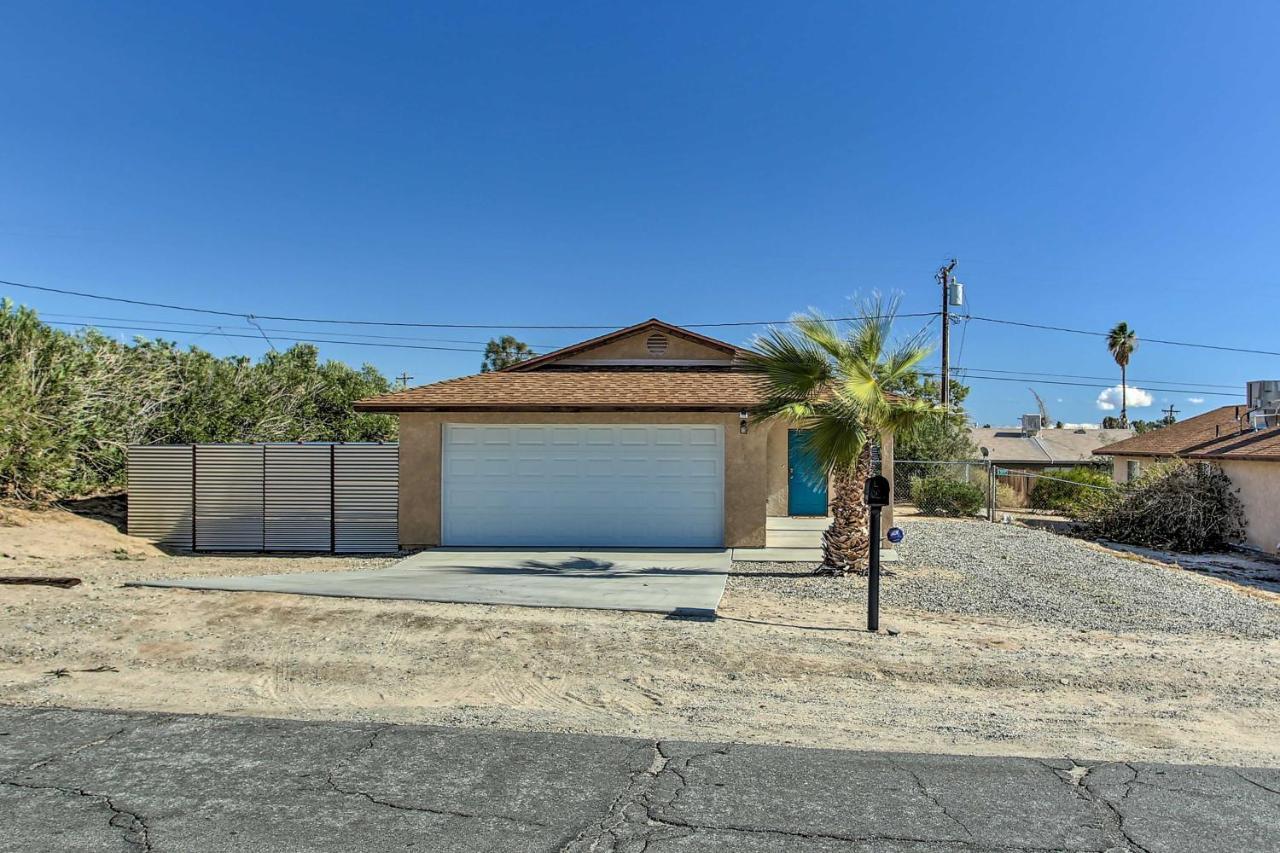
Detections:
[442, 424, 723, 546]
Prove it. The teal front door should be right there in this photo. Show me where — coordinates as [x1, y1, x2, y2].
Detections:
[787, 430, 828, 515]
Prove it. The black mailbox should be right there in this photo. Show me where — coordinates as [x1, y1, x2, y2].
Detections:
[864, 475, 891, 508]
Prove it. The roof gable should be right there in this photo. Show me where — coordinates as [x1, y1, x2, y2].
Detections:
[504, 319, 741, 372]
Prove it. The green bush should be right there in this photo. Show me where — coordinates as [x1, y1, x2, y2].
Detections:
[0, 300, 398, 503]
[995, 482, 1020, 509]
[911, 475, 985, 517]
[1028, 466, 1113, 515]
[1077, 460, 1246, 553]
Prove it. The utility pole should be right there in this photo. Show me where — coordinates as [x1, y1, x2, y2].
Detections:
[396, 372, 414, 388]
[1163, 403, 1179, 425]
[937, 259, 958, 408]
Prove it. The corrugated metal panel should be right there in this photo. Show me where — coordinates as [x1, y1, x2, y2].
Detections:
[194, 445, 265, 551]
[264, 444, 332, 551]
[127, 445, 193, 548]
[333, 444, 398, 553]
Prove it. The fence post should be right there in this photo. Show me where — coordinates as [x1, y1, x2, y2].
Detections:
[329, 443, 337, 555]
[191, 444, 198, 551]
[987, 459, 996, 523]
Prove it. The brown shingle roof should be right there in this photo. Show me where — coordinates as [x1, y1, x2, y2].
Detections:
[354, 369, 768, 412]
[1092, 405, 1280, 462]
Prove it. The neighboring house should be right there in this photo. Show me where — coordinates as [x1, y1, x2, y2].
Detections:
[1093, 390, 1280, 554]
[355, 318, 895, 549]
[970, 421, 1134, 503]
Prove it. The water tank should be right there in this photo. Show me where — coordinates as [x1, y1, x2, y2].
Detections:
[1247, 380, 1280, 409]
[948, 280, 965, 307]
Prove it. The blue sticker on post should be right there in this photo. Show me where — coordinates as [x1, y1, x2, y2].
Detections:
[887, 526, 904, 544]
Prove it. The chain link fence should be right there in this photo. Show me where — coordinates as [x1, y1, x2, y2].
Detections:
[896, 459, 1116, 519]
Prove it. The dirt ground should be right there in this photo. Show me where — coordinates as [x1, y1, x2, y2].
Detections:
[2, 501, 1279, 767]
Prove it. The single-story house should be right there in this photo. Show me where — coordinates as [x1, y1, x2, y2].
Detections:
[970, 422, 1134, 503]
[1093, 395, 1280, 554]
[355, 319, 895, 549]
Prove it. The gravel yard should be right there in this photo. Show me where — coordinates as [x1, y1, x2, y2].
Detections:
[732, 518, 1280, 638]
[3, 506, 1280, 766]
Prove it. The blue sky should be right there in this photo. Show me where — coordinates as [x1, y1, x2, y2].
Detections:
[2, 1, 1277, 426]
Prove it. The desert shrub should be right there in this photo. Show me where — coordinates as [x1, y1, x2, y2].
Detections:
[995, 482, 1020, 509]
[1077, 459, 1246, 553]
[1028, 466, 1113, 515]
[0, 300, 397, 502]
[911, 475, 984, 517]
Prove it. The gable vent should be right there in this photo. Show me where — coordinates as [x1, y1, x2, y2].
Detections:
[646, 333, 669, 356]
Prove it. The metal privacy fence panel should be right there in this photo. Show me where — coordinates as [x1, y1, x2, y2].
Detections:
[126, 445, 194, 547]
[333, 444, 399, 553]
[127, 443, 398, 552]
[264, 444, 332, 551]
[194, 445, 266, 551]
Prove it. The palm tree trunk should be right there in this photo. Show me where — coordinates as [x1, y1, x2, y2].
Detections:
[818, 443, 873, 576]
[1120, 364, 1128, 427]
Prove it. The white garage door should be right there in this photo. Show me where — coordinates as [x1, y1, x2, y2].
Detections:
[441, 424, 724, 547]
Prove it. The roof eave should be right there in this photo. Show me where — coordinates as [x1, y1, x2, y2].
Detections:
[353, 403, 755, 413]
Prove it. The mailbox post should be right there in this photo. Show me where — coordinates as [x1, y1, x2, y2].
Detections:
[864, 475, 891, 632]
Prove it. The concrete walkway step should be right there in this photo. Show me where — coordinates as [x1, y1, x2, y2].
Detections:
[732, 547, 899, 563]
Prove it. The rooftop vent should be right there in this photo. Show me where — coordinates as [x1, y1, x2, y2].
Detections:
[1021, 414, 1043, 436]
[646, 332, 669, 356]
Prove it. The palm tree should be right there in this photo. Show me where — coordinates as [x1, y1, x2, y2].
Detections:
[1106, 322, 1138, 427]
[743, 296, 936, 575]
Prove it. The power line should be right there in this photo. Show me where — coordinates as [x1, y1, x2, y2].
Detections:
[933, 365, 1240, 390]
[968, 315, 1280, 357]
[10, 275, 1280, 356]
[45, 321, 492, 353]
[918, 371, 1241, 398]
[1, 277, 937, 330]
[37, 312, 563, 348]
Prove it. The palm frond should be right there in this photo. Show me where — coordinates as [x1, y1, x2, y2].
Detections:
[741, 324, 833, 402]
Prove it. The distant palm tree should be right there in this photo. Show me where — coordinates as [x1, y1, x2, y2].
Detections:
[1106, 322, 1138, 427]
[743, 296, 936, 575]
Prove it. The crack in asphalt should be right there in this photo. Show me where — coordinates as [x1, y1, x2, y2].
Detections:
[25, 726, 127, 771]
[563, 743, 1094, 853]
[1230, 768, 1280, 797]
[2, 779, 153, 851]
[1053, 759, 1153, 853]
[905, 765, 975, 840]
[319, 725, 550, 829]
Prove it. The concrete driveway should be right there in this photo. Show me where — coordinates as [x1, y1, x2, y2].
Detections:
[138, 548, 731, 616]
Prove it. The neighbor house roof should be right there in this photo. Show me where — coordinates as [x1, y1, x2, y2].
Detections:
[354, 369, 768, 412]
[1092, 405, 1280, 462]
[970, 426, 1135, 466]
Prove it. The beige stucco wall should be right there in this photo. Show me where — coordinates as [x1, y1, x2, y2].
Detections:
[1109, 454, 1279, 554]
[765, 421, 789, 516]
[1110, 455, 1142, 484]
[556, 332, 733, 364]
[1220, 459, 1280, 554]
[399, 411, 771, 548]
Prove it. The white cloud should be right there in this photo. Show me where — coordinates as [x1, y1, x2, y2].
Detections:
[1062, 422, 1101, 429]
[1096, 385, 1153, 411]
[1056, 398, 1064, 403]
[1187, 397, 1205, 404]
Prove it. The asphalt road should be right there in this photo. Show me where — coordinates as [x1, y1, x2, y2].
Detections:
[1, 708, 1277, 853]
